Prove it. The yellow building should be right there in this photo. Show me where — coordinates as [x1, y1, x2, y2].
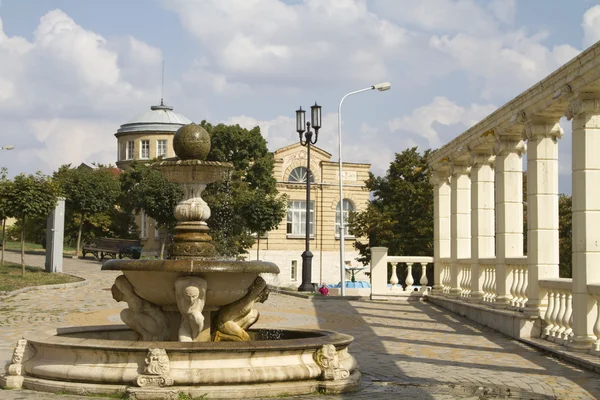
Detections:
[245, 143, 371, 288]
[115, 101, 192, 251]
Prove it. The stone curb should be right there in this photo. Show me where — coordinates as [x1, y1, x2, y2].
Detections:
[520, 337, 600, 375]
[0, 274, 88, 300]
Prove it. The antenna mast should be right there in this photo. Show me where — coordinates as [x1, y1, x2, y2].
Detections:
[160, 60, 165, 106]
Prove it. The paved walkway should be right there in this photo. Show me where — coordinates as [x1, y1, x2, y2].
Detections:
[1, 252, 599, 399]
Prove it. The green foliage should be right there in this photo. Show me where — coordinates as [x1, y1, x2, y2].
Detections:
[349, 147, 434, 264]
[118, 162, 182, 231]
[200, 121, 287, 257]
[558, 194, 572, 278]
[53, 165, 122, 256]
[4, 172, 59, 272]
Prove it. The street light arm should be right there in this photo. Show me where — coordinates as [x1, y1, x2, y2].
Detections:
[337, 82, 390, 296]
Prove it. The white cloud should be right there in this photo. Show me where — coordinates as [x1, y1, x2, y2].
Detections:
[371, 0, 504, 35]
[429, 31, 580, 99]
[0, 9, 167, 176]
[388, 96, 496, 147]
[164, 0, 409, 89]
[583, 5, 600, 48]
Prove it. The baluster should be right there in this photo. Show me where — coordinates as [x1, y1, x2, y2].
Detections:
[459, 266, 466, 297]
[483, 267, 490, 302]
[490, 267, 497, 302]
[593, 296, 600, 352]
[543, 290, 555, 339]
[405, 263, 414, 291]
[554, 291, 567, 341]
[390, 262, 399, 290]
[419, 263, 428, 292]
[520, 268, 528, 310]
[549, 290, 561, 340]
[561, 292, 573, 344]
[515, 267, 525, 310]
[443, 265, 449, 293]
[509, 266, 518, 308]
[466, 267, 471, 297]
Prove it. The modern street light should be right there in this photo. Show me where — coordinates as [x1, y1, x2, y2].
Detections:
[338, 82, 390, 296]
[0, 145, 14, 150]
[296, 102, 322, 292]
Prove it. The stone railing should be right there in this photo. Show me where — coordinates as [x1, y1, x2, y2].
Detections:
[480, 258, 497, 303]
[370, 247, 433, 298]
[539, 279, 573, 345]
[587, 284, 600, 355]
[506, 258, 528, 311]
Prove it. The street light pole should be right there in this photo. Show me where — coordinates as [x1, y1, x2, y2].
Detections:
[296, 103, 322, 292]
[338, 82, 391, 297]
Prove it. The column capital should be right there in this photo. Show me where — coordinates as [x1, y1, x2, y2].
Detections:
[494, 135, 527, 157]
[469, 152, 495, 168]
[429, 170, 450, 186]
[450, 163, 471, 177]
[523, 118, 564, 141]
[565, 93, 600, 120]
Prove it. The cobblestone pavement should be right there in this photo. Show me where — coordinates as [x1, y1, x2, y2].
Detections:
[1, 252, 599, 399]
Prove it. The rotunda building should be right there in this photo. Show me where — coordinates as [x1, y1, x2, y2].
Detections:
[115, 102, 192, 170]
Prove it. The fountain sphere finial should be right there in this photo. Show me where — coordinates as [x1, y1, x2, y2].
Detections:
[173, 123, 211, 160]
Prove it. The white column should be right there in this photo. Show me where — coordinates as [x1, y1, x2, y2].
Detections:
[450, 163, 471, 298]
[523, 118, 562, 317]
[566, 95, 600, 350]
[494, 134, 526, 307]
[431, 170, 451, 294]
[470, 152, 495, 302]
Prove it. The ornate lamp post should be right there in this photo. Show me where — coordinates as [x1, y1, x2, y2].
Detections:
[296, 102, 322, 292]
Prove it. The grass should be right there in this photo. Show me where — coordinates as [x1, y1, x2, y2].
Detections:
[0, 261, 83, 292]
[1, 240, 77, 256]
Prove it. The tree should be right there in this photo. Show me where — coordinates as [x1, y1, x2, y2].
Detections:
[200, 121, 287, 257]
[118, 162, 183, 259]
[54, 165, 122, 257]
[558, 194, 572, 278]
[349, 147, 434, 264]
[0, 168, 9, 267]
[5, 172, 58, 274]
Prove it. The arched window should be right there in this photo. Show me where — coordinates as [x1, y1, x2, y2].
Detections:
[288, 166, 314, 183]
[336, 199, 354, 237]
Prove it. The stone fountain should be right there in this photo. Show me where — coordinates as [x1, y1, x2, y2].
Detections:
[1, 123, 361, 399]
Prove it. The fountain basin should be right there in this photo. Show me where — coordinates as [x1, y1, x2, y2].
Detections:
[4, 325, 360, 399]
[102, 259, 279, 307]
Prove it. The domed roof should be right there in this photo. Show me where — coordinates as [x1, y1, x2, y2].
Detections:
[116, 102, 192, 134]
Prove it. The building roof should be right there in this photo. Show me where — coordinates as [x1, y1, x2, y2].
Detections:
[116, 102, 192, 135]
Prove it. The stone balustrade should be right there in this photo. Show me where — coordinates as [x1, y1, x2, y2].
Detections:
[540, 279, 574, 345]
[423, 40, 600, 349]
[370, 248, 433, 300]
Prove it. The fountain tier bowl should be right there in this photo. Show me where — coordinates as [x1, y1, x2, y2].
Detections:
[102, 258, 280, 307]
[5, 325, 360, 399]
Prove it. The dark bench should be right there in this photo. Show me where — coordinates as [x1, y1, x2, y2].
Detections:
[82, 238, 142, 261]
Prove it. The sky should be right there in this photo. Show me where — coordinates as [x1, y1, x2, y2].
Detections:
[1, 0, 600, 194]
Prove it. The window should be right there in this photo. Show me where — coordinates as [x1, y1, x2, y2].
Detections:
[290, 260, 297, 281]
[288, 166, 314, 183]
[154, 222, 160, 239]
[336, 199, 355, 238]
[157, 140, 167, 158]
[287, 200, 314, 236]
[140, 140, 150, 159]
[140, 210, 147, 239]
[126, 141, 135, 160]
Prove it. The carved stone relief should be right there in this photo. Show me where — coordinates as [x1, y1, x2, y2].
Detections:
[313, 344, 349, 381]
